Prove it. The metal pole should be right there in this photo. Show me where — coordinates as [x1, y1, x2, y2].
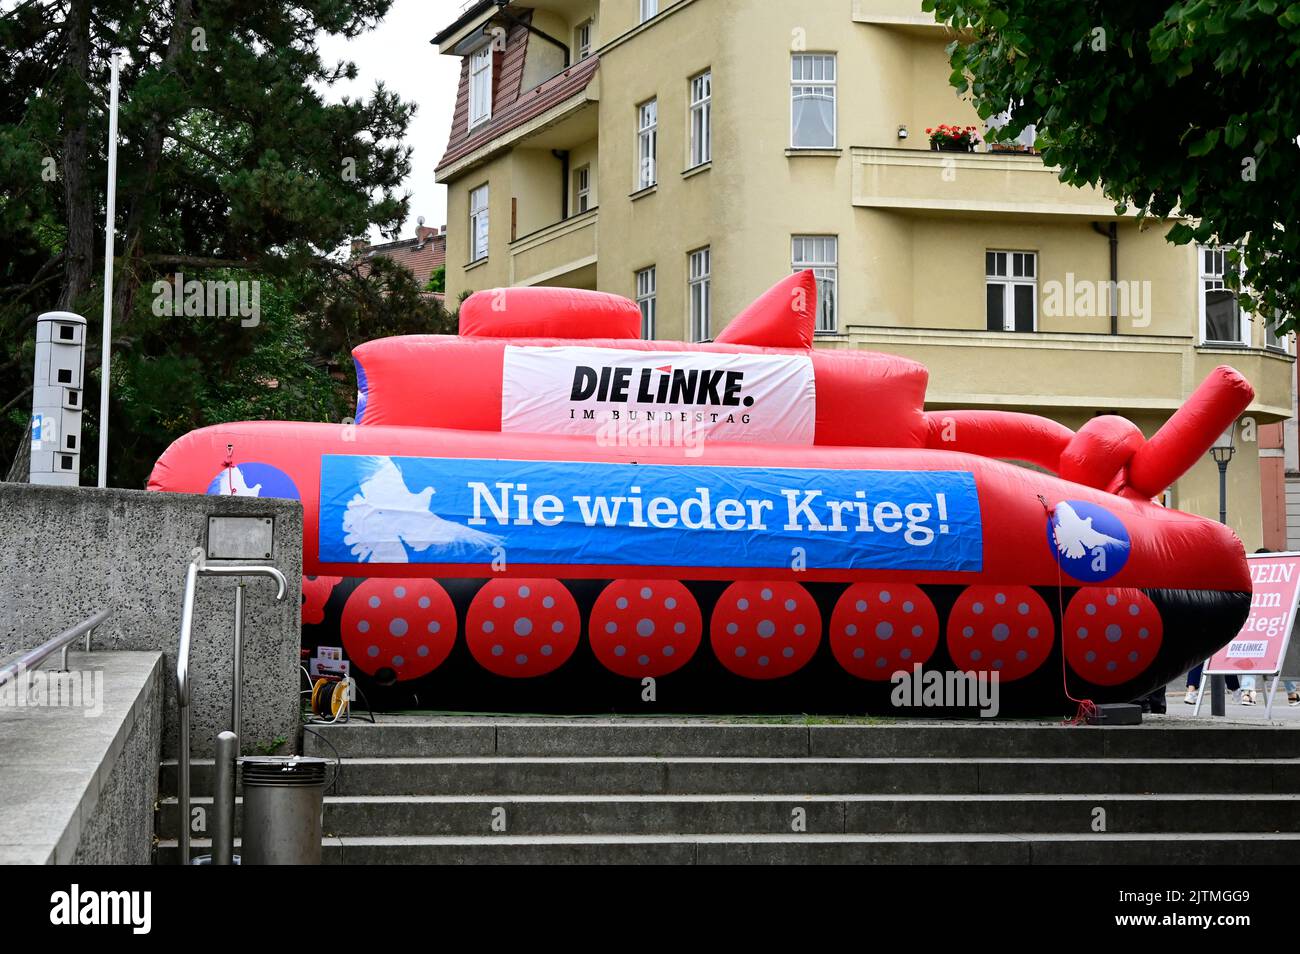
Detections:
[212, 731, 238, 865]
[177, 557, 200, 865]
[1210, 456, 1230, 717]
[232, 582, 244, 740]
[96, 52, 120, 489]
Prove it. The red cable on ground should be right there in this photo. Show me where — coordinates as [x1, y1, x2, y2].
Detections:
[1038, 495, 1097, 725]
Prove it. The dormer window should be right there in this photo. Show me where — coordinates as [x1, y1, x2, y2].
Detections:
[469, 45, 493, 128]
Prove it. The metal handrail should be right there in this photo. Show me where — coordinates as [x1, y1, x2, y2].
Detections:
[176, 548, 287, 865]
[0, 608, 109, 690]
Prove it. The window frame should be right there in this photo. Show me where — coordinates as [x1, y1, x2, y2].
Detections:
[1198, 245, 1249, 346]
[688, 246, 712, 342]
[636, 98, 658, 190]
[689, 70, 712, 169]
[575, 19, 592, 60]
[468, 45, 493, 129]
[790, 53, 837, 149]
[640, 0, 658, 23]
[792, 235, 839, 334]
[636, 266, 657, 339]
[469, 183, 489, 263]
[985, 249, 1037, 333]
[574, 165, 591, 214]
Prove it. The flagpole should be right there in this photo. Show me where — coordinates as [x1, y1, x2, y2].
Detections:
[97, 51, 119, 488]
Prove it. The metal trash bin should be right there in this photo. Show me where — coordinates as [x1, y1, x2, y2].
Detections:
[237, 756, 330, 865]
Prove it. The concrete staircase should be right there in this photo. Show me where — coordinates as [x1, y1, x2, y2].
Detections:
[155, 718, 1300, 864]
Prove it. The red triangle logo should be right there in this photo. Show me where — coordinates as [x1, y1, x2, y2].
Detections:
[656, 365, 672, 373]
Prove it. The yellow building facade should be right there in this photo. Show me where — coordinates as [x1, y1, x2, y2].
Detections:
[433, 0, 1294, 549]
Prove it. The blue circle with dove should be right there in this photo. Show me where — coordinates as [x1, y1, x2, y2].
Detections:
[206, 462, 300, 500]
[1046, 500, 1130, 582]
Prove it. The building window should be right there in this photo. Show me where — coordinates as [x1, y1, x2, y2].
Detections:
[1199, 246, 1246, 345]
[637, 98, 658, 190]
[468, 46, 493, 128]
[792, 235, 838, 334]
[985, 250, 1036, 332]
[791, 53, 836, 149]
[575, 20, 592, 60]
[574, 166, 591, 214]
[636, 266, 657, 339]
[640, 0, 658, 23]
[689, 70, 712, 168]
[689, 247, 711, 341]
[469, 184, 489, 262]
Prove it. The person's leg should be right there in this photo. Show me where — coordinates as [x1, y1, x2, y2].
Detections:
[1241, 674, 1257, 704]
[1184, 664, 1203, 704]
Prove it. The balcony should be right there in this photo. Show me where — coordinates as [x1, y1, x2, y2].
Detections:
[851, 147, 1119, 219]
[509, 207, 598, 287]
[851, 0, 950, 33]
[824, 325, 1294, 422]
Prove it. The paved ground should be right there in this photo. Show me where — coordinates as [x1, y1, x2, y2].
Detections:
[1158, 677, 1300, 723]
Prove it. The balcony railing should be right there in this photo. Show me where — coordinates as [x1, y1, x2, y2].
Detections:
[509, 207, 599, 286]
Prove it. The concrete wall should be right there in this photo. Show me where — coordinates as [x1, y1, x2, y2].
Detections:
[0, 484, 303, 758]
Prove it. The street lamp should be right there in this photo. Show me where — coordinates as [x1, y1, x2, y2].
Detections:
[1207, 424, 1236, 716]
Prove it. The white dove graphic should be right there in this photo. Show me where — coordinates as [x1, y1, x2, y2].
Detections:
[1052, 501, 1126, 560]
[214, 465, 262, 497]
[341, 457, 503, 563]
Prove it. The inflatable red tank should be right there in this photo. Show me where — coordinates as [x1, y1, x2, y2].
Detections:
[149, 272, 1254, 715]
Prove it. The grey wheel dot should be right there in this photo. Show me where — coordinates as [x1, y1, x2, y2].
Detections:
[760, 588, 773, 601]
[973, 602, 984, 614]
[737, 598, 749, 610]
[1077, 627, 1088, 639]
[785, 598, 797, 611]
[794, 624, 805, 636]
[637, 618, 655, 637]
[493, 596, 505, 609]
[1016, 650, 1028, 661]
[971, 650, 982, 661]
[518, 586, 530, 598]
[418, 596, 431, 609]
[514, 617, 533, 636]
[427, 620, 440, 634]
[855, 600, 868, 612]
[418, 645, 429, 657]
[1107, 594, 1118, 606]
[1106, 660, 1117, 671]
[962, 626, 974, 638]
[757, 619, 776, 638]
[483, 621, 495, 634]
[541, 644, 553, 656]
[1018, 602, 1030, 615]
[900, 648, 912, 660]
[992, 623, 1010, 642]
[912, 625, 923, 637]
[614, 645, 626, 657]
[663, 645, 675, 657]
[665, 597, 677, 609]
[846, 624, 858, 636]
[726, 622, 738, 635]
[875, 621, 893, 640]
[515, 654, 528, 665]
[552, 621, 565, 634]
[367, 645, 379, 657]
[1085, 650, 1097, 662]
[392, 655, 405, 667]
[1128, 604, 1140, 616]
[1105, 624, 1122, 643]
[357, 620, 370, 634]
[1128, 651, 1139, 662]
[491, 644, 503, 656]
[1028, 627, 1039, 638]
[638, 654, 650, 665]
[674, 622, 686, 634]
[617, 597, 628, 609]
[994, 592, 1006, 604]
[880, 591, 891, 603]
[369, 596, 381, 608]
[903, 601, 914, 613]
[389, 618, 408, 637]
[543, 596, 555, 609]
[992, 659, 1003, 670]
[735, 646, 747, 657]
[758, 655, 769, 666]
[605, 621, 617, 634]
[853, 648, 865, 659]
[1086, 604, 1096, 616]
[394, 586, 406, 598]
[641, 587, 652, 599]
[875, 657, 888, 668]
[1139, 627, 1149, 639]
[782, 647, 794, 658]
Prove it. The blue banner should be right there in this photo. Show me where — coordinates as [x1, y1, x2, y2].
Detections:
[319, 455, 983, 572]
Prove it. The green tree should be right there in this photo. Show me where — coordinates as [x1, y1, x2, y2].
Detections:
[1, 0, 441, 485]
[924, 0, 1300, 327]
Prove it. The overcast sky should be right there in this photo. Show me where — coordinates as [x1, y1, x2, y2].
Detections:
[318, 0, 465, 241]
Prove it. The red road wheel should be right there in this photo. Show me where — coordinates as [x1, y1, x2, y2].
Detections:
[302, 575, 342, 626]
[945, 585, 1054, 682]
[590, 580, 702, 677]
[340, 578, 457, 680]
[1064, 588, 1162, 686]
[830, 583, 940, 680]
[710, 581, 820, 679]
[466, 579, 580, 678]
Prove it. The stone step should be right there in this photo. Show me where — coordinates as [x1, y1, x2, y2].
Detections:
[154, 831, 1300, 866]
[301, 720, 1300, 761]
[155, 792, 1300, 840]
[161, 756, 1300, 798]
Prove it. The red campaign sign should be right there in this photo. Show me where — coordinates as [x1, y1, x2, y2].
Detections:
[1206, 552, 1300, 675]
